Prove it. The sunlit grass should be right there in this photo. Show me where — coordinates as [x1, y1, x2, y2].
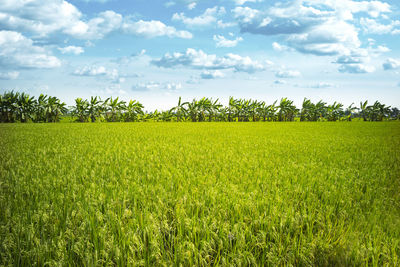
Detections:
[1, 122, 399, 265]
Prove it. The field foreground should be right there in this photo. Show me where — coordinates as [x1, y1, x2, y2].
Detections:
[1, 122, 400, 266]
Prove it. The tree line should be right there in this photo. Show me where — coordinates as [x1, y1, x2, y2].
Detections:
[1, 91, 399, 123]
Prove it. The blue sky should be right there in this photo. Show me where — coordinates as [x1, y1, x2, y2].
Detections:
[0, 0, 399, 110]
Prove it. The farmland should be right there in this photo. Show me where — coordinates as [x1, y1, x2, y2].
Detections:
[1, 122, 400, 266]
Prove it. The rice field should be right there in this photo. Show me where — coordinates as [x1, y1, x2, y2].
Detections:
[1, 122, 399, 266]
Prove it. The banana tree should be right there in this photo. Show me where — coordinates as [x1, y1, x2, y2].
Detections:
[359, 101, 369, 121]
[45, 96, 67, 122]
[107, 97, 126, 122]
[228, 96, 236, 122]
[248, 100, 259, 122]
[33, 94, 48, 122]
[124, 100, 144, 122]
[370, 101, 390, 121]
[300, 98, 313, 121]
[267, 101, 278, 121]
[208, 98, 222, 122]
[345, 103, 358, 121]
[16, 93, 35, 122]
[278, 98, 297, 121]
[257, 101, 277, 121]
[185, 99, 199, 122]
[390, 107, 400, 120]
[72, 98, 89, 122]
[88, 96, 102, 122]
[0, 91, 19, 122]
[326, 102, 343, 121]
[169, 96, 188, 122]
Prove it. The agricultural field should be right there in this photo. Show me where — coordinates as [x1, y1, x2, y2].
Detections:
[1, 122, 399, 266]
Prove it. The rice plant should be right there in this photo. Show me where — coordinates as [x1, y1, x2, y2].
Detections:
[0, 122, 399, 265]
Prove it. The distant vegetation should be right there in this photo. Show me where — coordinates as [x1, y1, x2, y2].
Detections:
[1, 91, 399, 123]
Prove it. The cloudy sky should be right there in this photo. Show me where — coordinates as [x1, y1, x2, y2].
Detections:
[0, 0, 399, 110]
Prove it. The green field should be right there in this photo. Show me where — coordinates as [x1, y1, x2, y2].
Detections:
[1, 122, 400, 266]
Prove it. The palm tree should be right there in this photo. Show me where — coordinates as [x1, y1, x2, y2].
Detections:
[169, 97, 188, 122]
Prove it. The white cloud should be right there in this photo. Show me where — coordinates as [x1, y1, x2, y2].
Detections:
[360, 18, 400, 34]
[232, 0, 392, 60]
[165, 1, 176, 8]
[275, 70, 301, 78]
[80, 0, 111, 2]
[232, 7, 260, 24]
[213, 35, 243, 47]
[338, 64, 375, 73]
[0, 30, 61, 69]
[122, 20, 193, 39]
[132, 81, 182, 91]
[94, 84, 127, 96]
[272, 42, 291, 52]
[0, 71, 19, 80]
[286, 19, 361, 56]
[151, 48, 267, 73]
[233, 0, 263, 5]
[310, 82, 335, 88]
[217, 20, 236, 28]
[58, 45, 84, 55]
[69, 11, 192, 40]
[0, 1, 192, 40]
[74, 65, 108, 76]
[172, 6, 225, 28]
[334, 55, 364, 64]
[274, 80, 287, 85]
[187, 3, 197, 10]
[66, 10, 122, 39]
[383, 58, 400, 70]
[0, 0, 83, 37]
[73, 65, 124, 83]
[164, 82, 182, 91]
[200, 70, 225, 79]
[132, 81, 160, 91]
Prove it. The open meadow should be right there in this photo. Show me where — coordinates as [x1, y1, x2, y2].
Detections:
[1, 122, 400, 266]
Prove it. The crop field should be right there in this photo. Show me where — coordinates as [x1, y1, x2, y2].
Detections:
[1, 122, 400, 266]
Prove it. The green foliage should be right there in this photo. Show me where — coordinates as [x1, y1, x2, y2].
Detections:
[2, 91, 399, 123]
[1, 122, 399, 265]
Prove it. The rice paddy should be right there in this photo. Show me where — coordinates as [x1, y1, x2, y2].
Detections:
[1, 122, 399, 266]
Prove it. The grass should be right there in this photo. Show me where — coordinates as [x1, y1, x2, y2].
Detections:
[1, 122, 399, 266]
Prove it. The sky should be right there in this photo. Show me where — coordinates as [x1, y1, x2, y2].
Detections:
[0, 0, 399, 110]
